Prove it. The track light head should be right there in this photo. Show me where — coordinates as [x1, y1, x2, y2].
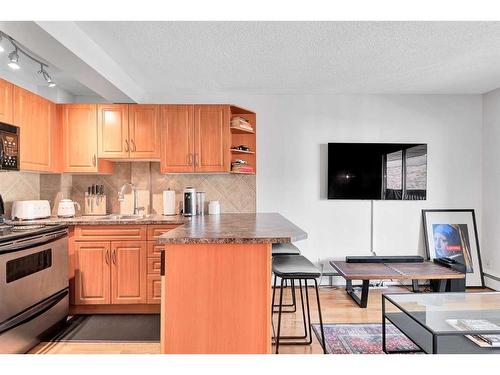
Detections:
[38, 65, 56, 87]
[38, 65, 52, 82]
[8, 48, 19, 63]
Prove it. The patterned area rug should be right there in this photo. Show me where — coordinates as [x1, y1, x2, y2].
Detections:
[311, 323, 419, 354]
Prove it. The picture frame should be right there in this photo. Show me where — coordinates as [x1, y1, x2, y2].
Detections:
[422, 209, 484, 287]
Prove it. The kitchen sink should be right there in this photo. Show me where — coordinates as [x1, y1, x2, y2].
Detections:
[99, 214, 149, 220]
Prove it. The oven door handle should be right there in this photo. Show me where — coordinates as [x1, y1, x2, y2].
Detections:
[0, 289, 68, 335]
[0, 230, 68, 255]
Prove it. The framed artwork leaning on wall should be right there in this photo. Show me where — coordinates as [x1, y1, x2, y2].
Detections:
[422, 209, 484, 287]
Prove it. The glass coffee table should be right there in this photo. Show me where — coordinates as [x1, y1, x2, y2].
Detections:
[382, 292, 500, 354]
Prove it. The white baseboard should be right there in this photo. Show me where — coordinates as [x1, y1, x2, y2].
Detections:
[484, 273, 500, 291]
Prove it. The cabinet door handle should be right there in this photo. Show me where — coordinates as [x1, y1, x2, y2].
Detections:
[131, 139, 137, 152]
[93, 154, 97, 167]
[194, 153, 199, 166]
[125, 140, 130, 152]
[105, 250, 110, 265]
[188, 153, 193, 166]
[112, 249, 117, 265]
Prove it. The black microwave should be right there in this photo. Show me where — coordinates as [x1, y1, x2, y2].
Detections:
[0, 122, 19, 171]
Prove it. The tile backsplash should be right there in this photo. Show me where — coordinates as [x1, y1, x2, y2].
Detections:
[0, 172, 40, 216]
[40, 162, 256, 215]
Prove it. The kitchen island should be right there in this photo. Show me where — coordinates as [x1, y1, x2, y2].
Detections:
[157, 213, 307, 354]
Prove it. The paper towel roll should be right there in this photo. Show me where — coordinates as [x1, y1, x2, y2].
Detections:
[163, 190, 176, 215]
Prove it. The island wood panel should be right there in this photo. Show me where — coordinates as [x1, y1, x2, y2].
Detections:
[0, 78, 13, 124]
[97, 104, 129, 158]
[61, 104, 113, 173]
[74, 225, 147, 241]
[160, 105, 194, 173]
[161, 243, 272, 354]
[111, 241, 147, 304]
[74, 241, 111, 305]
[128, 104, 160, 159]
[193, 105, 230, 172]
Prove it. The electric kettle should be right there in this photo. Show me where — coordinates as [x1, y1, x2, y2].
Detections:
[57, 199, 81, 218]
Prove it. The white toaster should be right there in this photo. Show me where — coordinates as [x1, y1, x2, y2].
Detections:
[11, 200, 51, 220]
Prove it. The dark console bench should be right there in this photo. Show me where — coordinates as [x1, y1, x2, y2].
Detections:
[330, 257, 465, 308]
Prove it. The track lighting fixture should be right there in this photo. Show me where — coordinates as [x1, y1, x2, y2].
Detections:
[0, 30, 56, 87]
[38, 65, 52, 82]
[7, 47, 20, 70]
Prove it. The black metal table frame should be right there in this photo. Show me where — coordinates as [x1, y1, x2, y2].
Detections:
[346, 279, 445, 308]
[382, 292, 500, 354]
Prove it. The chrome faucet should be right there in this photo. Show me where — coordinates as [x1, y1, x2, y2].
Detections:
[118, 182, 145, 216]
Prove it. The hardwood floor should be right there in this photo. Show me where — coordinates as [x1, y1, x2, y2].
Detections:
[32, 285, 487, 354]
[30, 284, 413, 354]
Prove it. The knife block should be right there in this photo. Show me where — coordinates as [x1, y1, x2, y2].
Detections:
[84, 193, 107, 216]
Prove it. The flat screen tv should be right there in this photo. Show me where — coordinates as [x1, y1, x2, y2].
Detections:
[328, 143, 427, 200]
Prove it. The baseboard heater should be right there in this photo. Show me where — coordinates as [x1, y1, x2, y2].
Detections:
[345, 256, 424, 263]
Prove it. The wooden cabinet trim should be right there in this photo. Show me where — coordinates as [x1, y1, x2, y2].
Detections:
[147, 225, 179, 241]
[147, 256, 161, 275]
[147, 241, 164, 257]
[147, 275, 161, 304]
[74, 225, 147, 241]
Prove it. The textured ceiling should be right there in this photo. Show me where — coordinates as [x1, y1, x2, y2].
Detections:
[73, 21, 500, 97]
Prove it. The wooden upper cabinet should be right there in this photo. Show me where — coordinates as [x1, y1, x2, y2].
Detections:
[97, 104, 160, 160]
[74, 241, 111, 305]
[128, 105, 160, 159]
[61, 104, 112, 173]
[111, 241, 147, 304]
[194, 105, 230, 172]
[97, 104, 129, 159]
[13, 87, 52, 172]
[0, 78, 13, 124]
[160, 105, 194, 173]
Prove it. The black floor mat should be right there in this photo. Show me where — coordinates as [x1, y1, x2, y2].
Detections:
[49, 314, 160, 342]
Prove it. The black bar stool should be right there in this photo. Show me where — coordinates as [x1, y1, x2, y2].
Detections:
[272, 254, 327, 354]
[272, 243, 301, 313]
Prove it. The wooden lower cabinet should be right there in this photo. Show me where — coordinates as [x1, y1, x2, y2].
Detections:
[74, 241, 111, 305]
[71, 225, 176, 311]
[111, 241, 147, 304]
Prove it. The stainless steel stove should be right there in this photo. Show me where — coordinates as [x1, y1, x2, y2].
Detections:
[0, 222, 69, 353]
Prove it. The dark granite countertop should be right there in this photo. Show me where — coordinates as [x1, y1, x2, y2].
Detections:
[157, 213, 307, 244]
[5, 214, 188, 226]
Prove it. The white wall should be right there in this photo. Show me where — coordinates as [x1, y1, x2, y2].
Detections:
[482, 89, 500, 289]
[153, 93, 483, 269]
[253, 94, 483, 264]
